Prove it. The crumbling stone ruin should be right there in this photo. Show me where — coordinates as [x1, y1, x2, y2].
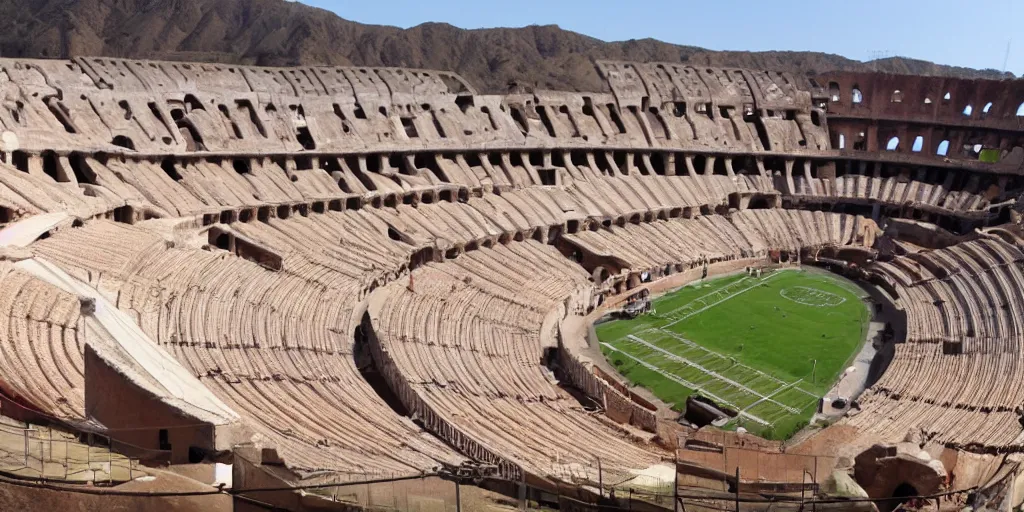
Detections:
[0, 56, 1022, 508]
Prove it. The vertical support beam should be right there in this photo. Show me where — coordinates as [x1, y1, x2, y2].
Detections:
[365, 472, 372, 509]
[803, 160, 815, 195]
[625, 152, 638, 175]
[673, 451, 679, 512]
[518, 470, 527, 511]
[784, 159, 797, 196]
[801, 471, 806, 508]
[734, 467, 740, 512]
[455, 478, 461, 512]
[812, 457, 818, 512]
[733, 468, 741, 512]
[684, 155, 697, 177]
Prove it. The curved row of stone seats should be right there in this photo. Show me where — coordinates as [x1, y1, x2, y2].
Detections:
[226, 211, 414, 290]
[846, 391, 1024, 449]
[872, 239, 1024, 351]
[790, 174, 992, 213]
[730, 209, 861, 253]
[1, 149, 773, 231]
[369, 241, 665, 484]
[0, 58, 824, 156]
[868, 343, 1024, 412]
[0, 161, 121, 223]
[0, 151, 452, 226]
[564, 215, 756, 273]
[564, 209, 862, 275]
[872, 257, 957, 342]
[844, 238, 1024, 451]
[30, 220, 464, 478]
[0, 263, 85, 421]
[563, 172, 774, 218]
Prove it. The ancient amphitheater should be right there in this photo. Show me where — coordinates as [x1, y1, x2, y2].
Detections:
[0, 56, 1022, 511]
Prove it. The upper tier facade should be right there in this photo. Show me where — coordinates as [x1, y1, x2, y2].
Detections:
[810, 71, 1024, 171]
[0, 57, 1020, 170]
[0, 57, 1014, 173]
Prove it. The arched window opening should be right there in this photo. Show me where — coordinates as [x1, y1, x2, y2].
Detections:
[962, 104, 973, 116]
[924, 97, 933, 104]
[828, 82, 840, 102]
[886, 136, 900, 151]
[838, 134, 846, 149]
[912, 136, 923, 152]
[851, 87, 863, 104]
[891, 90, 903, 103]
[1017, 102, 1024, 116]
[943, 92, 951, 102]
[184, 94, 204, 112]
[111, 135, 135, 150]
[853, 131, 867, 151]
[972, 143, 983, 154]
[982, 102, 993, 114]
[937, 140, 950, 156]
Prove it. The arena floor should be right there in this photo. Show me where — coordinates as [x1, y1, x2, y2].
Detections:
[597, 268, 871, 439]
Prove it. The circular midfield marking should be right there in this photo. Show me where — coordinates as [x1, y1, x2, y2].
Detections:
[779, 286, 846, 307]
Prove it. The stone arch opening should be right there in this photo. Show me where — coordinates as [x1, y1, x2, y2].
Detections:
[177, 120, 205, 151]
[885, 137, 900, 151]
[962, 104, 973, 116]
[828, 82, 840, 102]
[851, 86, 863, 104]
[911, 136, 923, 152]
[883, 482, 919, 512]
[111, 135, 135, 150]
[1017, 102, 1024, 116]
[937, 140, 950, 156]
[853, 131, 867, 150]
[838, 134, 845, 149]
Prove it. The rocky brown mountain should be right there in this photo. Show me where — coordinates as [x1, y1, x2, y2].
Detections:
[0, 0, 1010, 93]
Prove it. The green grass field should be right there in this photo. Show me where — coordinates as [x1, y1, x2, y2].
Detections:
[597, 268, 870, 440]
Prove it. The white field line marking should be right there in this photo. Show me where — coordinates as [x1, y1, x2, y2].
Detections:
[601, 343, 769, 426]
[650, 329, 818, 399]
[779, 286, 847, 307]
[626, 334, 799, 414]
[740, 378, 805, 418]
[659, 277, 752, 319]
[662, 272, 784, 330]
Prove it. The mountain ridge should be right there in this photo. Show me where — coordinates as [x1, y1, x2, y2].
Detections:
[0, 0, 1012, 94]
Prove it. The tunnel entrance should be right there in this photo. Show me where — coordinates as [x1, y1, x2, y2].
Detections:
[882, 483, 919, 512]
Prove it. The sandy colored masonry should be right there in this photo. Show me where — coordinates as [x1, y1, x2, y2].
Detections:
[0, 56, 1020, 504]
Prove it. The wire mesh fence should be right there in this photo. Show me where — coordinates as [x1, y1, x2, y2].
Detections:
[231, 473, 975, 512]
[0, 422, 141, 482]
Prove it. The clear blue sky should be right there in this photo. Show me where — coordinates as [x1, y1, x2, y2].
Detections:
[295, 0, 1022, 76]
